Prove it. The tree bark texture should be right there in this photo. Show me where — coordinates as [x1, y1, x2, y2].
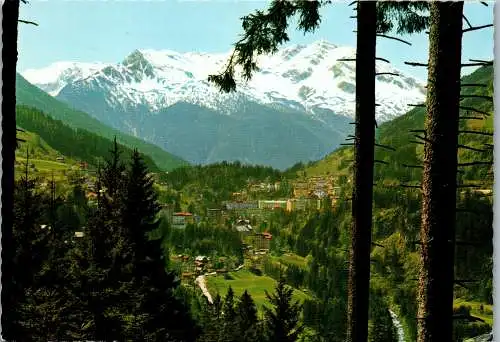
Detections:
[346, 2, 377, 341]
[417, 2, 463, 342]
[2, 0, 20, 338]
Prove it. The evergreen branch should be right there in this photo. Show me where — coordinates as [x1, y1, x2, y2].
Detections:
[376, 34, 412, 46]
[374, 143, 395, 151]
[463, 24, 493, 33]
[458, 130, 493, 136]
[376, 72, 399, 76]
[404, 61, 428, 67]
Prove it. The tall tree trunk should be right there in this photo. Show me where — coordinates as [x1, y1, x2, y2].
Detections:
[2, 0, 20, 339]
[417, 2, 463, 341]
[346, 1, 377, 341]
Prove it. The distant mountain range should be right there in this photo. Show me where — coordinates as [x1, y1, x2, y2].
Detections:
[22, 40, 426, 169]
[16, 74, 187, 171]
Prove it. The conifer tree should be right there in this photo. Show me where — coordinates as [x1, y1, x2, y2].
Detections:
[8, 165, 50, 340]
[220, 286, 238, 342]
[263, 277, 304, 342]
[121, 149, 197, 341]
[236, 290, 262, 342]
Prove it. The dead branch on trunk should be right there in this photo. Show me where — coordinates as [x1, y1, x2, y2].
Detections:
[376, 72, 399, 76]
[376, 57, 390, 63]
[374, 143, 395, 151]
[459, 106, 490, 116]
[376, 34, 412, 45]
[469, 58, 493, 66]
[459, 130, 493, 136]
[374, 160, 388, 165]
[404, 61, 428, 67]
[408, 103, 426, 108]
[462, 14, 472, 29]
[457, 144, 487, 152]
[371, 242, 384, 248]
[402, 164, 424, 169]
[458, 161, 493, 167]
[460, 83, 487, 87]
[463, 24, 493, 33]
[459, 116, 484, 120]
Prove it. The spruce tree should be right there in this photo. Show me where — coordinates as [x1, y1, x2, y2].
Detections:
[263, 277, 304, 342]
[9, 170, 50, 340]
[236, 290, 262, 342]
[122, 149, 197, 341]
[220, 286, 238, 342]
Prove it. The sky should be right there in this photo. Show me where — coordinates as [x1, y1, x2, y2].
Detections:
[18, 0, 494, 82]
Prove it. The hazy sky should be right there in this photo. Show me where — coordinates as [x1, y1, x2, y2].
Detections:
[18, 0, 494, 81]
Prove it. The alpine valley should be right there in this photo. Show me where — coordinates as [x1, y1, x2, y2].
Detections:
[22, 40, 426, 169]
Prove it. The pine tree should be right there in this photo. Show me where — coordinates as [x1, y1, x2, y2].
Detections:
[220, 286, 238, 342]
[263, 277, 304, 342]
[236, 290, 262, 342]
[9, 168, 51, 340]
[121, 149, 197, 341]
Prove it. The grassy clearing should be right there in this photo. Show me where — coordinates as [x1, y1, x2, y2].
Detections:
[453, 298, 493, 326]
[274, 253, 308, 268]
[206, 270, 311, 314]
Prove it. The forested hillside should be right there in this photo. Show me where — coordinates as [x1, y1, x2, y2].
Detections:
[16, 73, 188, 171]
[17, 105, 161, 172]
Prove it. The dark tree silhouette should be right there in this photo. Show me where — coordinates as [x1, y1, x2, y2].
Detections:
[2, 0, 21, 336]
[263, 277, 304, 342]
[417, 2, 464, 341]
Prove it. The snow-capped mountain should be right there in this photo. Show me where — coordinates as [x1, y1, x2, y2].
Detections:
[23, 61, 109, 96]
[23, 40, 425, 123]
[21, 40, 426, 169]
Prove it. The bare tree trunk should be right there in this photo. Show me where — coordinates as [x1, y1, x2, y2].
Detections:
[346, 1, 377, 341]
[1, 0, 20, 338]
[417, 2, 463, 342]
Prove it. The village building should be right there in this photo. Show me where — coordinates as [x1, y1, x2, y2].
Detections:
[258, 200, 287, 210]
[172, 212, 194, 229]
[233, 219, 253, 237]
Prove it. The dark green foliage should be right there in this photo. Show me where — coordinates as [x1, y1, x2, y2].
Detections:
[236, 290, 262, 342]
[263, 277, 304, 342]
[208, 0, 325, 92]
[16, 105, 160, 171]
[368, 290, 397, 342]
[376, 2, 429, 34]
